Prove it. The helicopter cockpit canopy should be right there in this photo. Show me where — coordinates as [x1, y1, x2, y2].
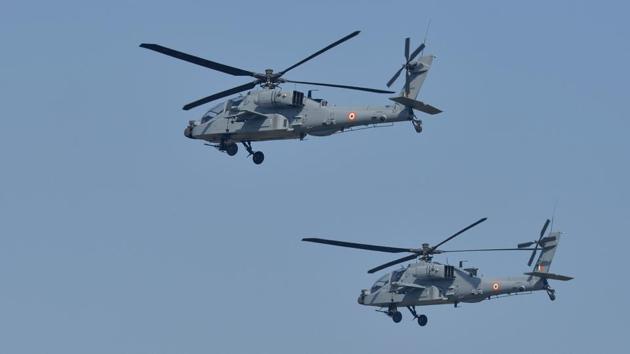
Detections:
[201, 101, 224, 123]
[370, 268, 406, 293]
[370, 273, 390, 293]
[200, 97, 244, 123]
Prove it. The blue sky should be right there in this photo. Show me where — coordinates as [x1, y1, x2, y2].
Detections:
[1, 1, 628, 353]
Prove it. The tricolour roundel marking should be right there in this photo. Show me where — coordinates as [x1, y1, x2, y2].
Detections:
[491, 282, 501, 291]
[347, 112, 357, 121]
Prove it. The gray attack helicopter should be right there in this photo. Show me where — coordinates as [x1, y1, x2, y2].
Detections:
[303, 218, 572, 327]
[140, 31, 441, 164]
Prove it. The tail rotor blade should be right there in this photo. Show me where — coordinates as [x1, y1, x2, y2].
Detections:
[528, 219, 551, 266]
[540, 219, 550, 238]
[386, 65, 405, 87]
[527, 249, 538, 267]
[403, 37, 411, 96]
[408, 43, 425, 63]
[388, 39, 425, 88]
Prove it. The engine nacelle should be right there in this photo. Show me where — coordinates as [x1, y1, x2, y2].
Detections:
[410, 263, 456, 280]
[253, 90, 304, 108]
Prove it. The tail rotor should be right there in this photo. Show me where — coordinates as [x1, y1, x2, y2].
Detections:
[517, 219, 551, 266]
[386, 37, 426, 95]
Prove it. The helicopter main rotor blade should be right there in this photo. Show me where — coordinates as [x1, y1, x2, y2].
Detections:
[140, 43, 256, 77]
[284, 80, 394, 94]
[368, 254, 418, 274]
[277, 31, 360, 77]
[528, 219, 551, 266]
[440, 248, 536, 253]
[518, 241, 536, 248]
[302, 238, 413, 253]
[429, 218, 488, 253]
[182, 80, 259, 111]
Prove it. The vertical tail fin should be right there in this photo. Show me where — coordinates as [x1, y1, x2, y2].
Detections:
[388, 55, 441, 116]
[399, 55, 434, 100]
[524, 231, 572, 283]
[533, 232, 561, 273]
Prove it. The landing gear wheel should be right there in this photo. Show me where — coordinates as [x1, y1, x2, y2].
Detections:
[225, 143, 238, 156]
[392, 311, 402, 323]
[417, 314, 428, 327]
[252, 151, 265, 165]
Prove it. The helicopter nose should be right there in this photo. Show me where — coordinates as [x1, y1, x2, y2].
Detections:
[184, 125, 194, 139]
[184, 120, 198, 139]
[358, 289, 368, 304]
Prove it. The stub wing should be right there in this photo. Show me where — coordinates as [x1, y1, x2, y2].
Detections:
[391, 281, 426, 290]
[230, 109, 268, 122]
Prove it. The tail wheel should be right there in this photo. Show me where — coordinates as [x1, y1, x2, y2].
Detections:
[412, 118, 423, 133]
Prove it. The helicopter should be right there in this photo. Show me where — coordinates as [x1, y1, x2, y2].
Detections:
[303, 218, 572, 327]
[140, 31, 441, 164]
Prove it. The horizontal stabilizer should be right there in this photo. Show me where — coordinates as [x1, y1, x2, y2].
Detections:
[524, 271, 573, 281]
[389, 96, 442, 115]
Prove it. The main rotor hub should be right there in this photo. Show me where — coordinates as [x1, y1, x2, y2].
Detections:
[261, 68, 280, 88]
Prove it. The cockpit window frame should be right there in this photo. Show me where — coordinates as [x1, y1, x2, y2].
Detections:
[200, 96, 245, 124]
[370, 273, 390, 293]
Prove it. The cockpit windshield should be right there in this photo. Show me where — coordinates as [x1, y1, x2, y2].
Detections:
[370, 273, 390, 293]
[391, 269, 404, 283]
[200, 96, 245, 124]
[201, 101, 225, 123]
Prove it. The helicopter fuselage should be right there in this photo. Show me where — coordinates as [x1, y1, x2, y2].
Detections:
[357, 261, 547, 308]
[185, 88, 413, 145]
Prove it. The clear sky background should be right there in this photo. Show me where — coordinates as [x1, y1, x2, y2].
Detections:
[1, 1, 628, 353]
